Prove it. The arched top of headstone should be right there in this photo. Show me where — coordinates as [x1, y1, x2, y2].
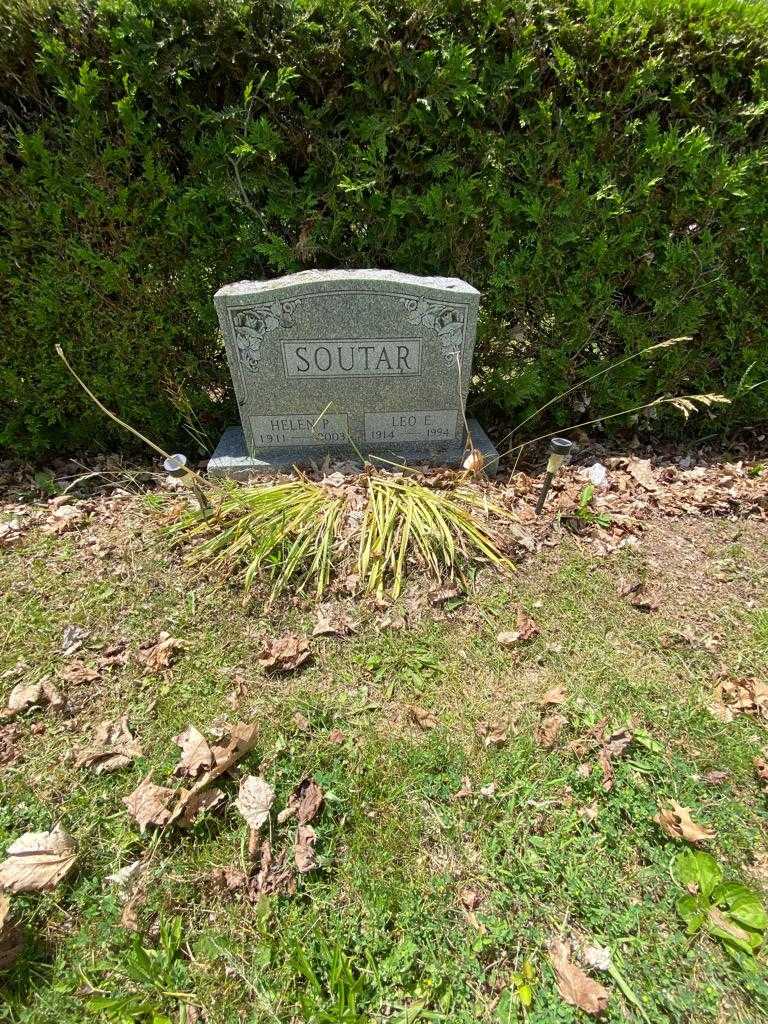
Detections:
[214, 268, 480, 299]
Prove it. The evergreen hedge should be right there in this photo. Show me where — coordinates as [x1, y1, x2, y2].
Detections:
[2, 0, 767, 457]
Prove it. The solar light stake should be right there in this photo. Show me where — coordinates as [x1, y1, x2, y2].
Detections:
[164, 453, 211, 511]
[535, 437, 573, 515]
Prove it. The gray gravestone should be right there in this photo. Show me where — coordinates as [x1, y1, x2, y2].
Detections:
[208, 269, 498, 477]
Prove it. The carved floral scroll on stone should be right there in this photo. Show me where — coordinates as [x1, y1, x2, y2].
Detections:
[230, 299, 300, 372]
[399, 298, 466, 362]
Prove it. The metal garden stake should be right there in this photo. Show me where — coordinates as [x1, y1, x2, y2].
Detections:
[535, 437, 573, 515]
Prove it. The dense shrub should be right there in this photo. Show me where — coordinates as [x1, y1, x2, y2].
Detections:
[2, 0, 767, 457]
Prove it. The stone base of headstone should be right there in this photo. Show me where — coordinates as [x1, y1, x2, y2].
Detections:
[207, 419, 500, 480]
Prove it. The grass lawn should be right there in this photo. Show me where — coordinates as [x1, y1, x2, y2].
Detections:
[1, 487, 767, 1023]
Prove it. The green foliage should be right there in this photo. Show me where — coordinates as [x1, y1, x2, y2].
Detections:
[673, 850, 768, 969]
[575, 483, 611, 527]
[2, 0, 768, 457]
[86, 916, 194, 1023]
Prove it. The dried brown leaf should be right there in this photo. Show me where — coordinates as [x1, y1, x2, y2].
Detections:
[536, 714, 567, 749]
[602, 728, 633, 760]
[459, 887, 482, 911]
[0, 825, 77, 893]
[97, 641, 129, 670]
[312, 608, 356, 638]
[540, 685, 566, 706]
[136, 632, 184, 674]
[59, 660, 100, 685]
[409, 706, 438, 731]
[235, 776, 275, 830]
[654, 801, 715, 844]
[618, 579, 658, 612]
[250, 840, 296, 897]
[0, 895, 23, 969]
[76, 716, 142, 774]
[168, 722, 259, 826]
[476, 722, 508, 749]
[277, 777, 324, 826]
[597, 729, 633, 792]
[716, 676, 768, 719]
[42, 504, 84, 535]
[176, 786, 225, 827]
[173, 725, 214, 777]
[463, 448, 485, 475]
[211, 866, 248, 891]
[549, 938, 610, 1015]
[453, 776, 473, 800]
[209, 721, 259, 771]
[61, 624, 88, 657]
[428, 586, 464, 607]
[629, 590, 659, 613]
[626, 457, 659, 493]
[598, 749, 614, 792]
[122, 775, 175, 832]
[39, 679, 63, 709]
[497, 606, 540, 646]
[258, 633, 311, 673]
[580, 801, 599, 824]
[6, 683, 42, 713]
[295, 824, 318, 873]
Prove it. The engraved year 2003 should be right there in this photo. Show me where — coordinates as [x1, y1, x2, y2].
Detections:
[248, 413, 349, 448]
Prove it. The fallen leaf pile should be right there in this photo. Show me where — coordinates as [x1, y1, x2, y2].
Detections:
[41, 501, 87, 536]
[226, 775, 326, 890]
[508, 455, 765, 524]
[121, 721, 259, 833]
[549, 938, 610, 1015]
[655, 801, 715, 844]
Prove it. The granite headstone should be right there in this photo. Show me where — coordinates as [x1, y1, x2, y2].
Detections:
[208, 269, 498, 477]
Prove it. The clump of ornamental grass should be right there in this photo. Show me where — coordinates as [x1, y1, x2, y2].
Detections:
[170, 472, 514, 604]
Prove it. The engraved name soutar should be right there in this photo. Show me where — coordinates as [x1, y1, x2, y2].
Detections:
[399, 298, 466, 362]
[230, 299, 300, 372]
[283, 339, 419, 378]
